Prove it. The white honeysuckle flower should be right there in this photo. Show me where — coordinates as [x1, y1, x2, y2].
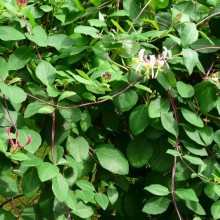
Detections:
[138, 49, 146, 62]
[99, 11, 105, 21]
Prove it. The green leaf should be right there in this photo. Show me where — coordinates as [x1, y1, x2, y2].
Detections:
[24, 101, 55, 118]
[76, 189, 95, 203]
[211, 200, 220, 219]
[0, 208, 16, 220]
[0, 176, 19, 197]
[74, 26, 100, 38]
[37, 162, 59, 182]
[72, 201, 94, 218]
[182, 48, 199, 75]
[80, 110, 91, 132]
[47, 34, 74, 49]
[129, 104, 150, 136]
[113, 89, 138, 112]
[66, 191, 77, 210]
[183, 126, 206, 146]
[198, 126, 214, 146]
[144, 184, 170, 196]
[183, 155, 204, 165]
[76, 180, 95, 192]
[95, 193, 109, 210]
[176, 81, 194, 98]
[0, 57, 8, 78]
[0, 82, 27, 103]
[22, 167, 41, 198]
[17, 128, 42, 153]
[52, 173, 69, 202]
[148, 98, 170, 118]
[161, 112, 179, 137]
[142, 197, 171, 215]
[126, 134, 153, 168]
[95, 145, 129, 175]
[58, 104, 82, 121]
[181, 23, 198, 47]
[181, 108, 204, 128]
[107, 184, 118, 205]
[7, 46, 33, 70]
[198, 86, 217, 114]
[185, 201, 206, 215]
[35, 61, 56, 86]
[157, 70, 176, 90]
[175, 188, 199, 202]
[25, 25, 47, 47]
[0, 26, 25, 41]
[66, 136, 89, 162]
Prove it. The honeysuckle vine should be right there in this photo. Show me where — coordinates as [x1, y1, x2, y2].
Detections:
[1, 0, 220, 219]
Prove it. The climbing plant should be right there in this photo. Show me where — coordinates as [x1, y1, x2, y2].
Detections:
[0, 0, 220, 219]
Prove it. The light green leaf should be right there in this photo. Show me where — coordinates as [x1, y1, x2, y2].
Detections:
[148, 98, 170, 118]
[126, 134, 153, 168]
[25, 25, 47, 47]
[0, 57, 8, 78]
[176, 81, 194, 98]
[161, 112, 179, 137]
[95, 145, 129, 175]
[182, 48, 199, 75]
[142, 197, 171, 215]
[0, 82, 27, 103]
[181, 23, 198, 47]
[0, 26, 25, 41]
[95, 193, 109, 210]
[74, 26, 100, 38]
[175, 188, 199, 202]
[35, 61, 56, 86]
[185, 201, 206, 215]
[211, 200, 220, 219]
[66, 136, 89, 162]
[183, 126, 205, 146]
[181, 108, 204, 128]
[72, 201, 94, 218]
[37, 162, 59, 182]
[76, 180, 95, 192]
[198, 126, 214, 146]
[129, 104, 150, 136]
[0, 176, 19, 197]
[24, 101, 55, 118]
[183, 155, 204, 165]
[47, 34, 74, 49]
[144, 184, 170, 196]
[59, 108, 82, 123]
[107, 184, 118, 205]
[7, 46, 33, 70]
[52, 173, 69, 202]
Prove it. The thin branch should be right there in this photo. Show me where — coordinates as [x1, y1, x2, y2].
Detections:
[26, 76, 144, 109]
[167, 91, 182, 220]
[3, 95, 17, 131]
[196, 12, 220, 27]
[11, 197, 19, 220]
[127, 0, 153, 33]
[51, 101, 55, 164]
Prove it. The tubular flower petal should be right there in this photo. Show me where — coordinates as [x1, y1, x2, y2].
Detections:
[6, 127, 32, 151]
[133, 47, 170, 78]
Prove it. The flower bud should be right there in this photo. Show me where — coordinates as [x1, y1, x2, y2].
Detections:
[16, 0, 28, 6]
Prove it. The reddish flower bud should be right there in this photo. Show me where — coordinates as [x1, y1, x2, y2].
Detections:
[16, 0, 28, 6]
[22, 135, 32, 148]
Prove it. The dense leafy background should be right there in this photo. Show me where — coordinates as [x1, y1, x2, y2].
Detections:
[0, 0, 220, 219]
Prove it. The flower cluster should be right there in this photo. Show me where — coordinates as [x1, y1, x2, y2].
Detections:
[7, 127, 32, 152]
[133, 47, 169, 78]
[16, 0, 28, 7]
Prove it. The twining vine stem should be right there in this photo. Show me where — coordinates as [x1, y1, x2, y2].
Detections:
[167, 91, 182, 220]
